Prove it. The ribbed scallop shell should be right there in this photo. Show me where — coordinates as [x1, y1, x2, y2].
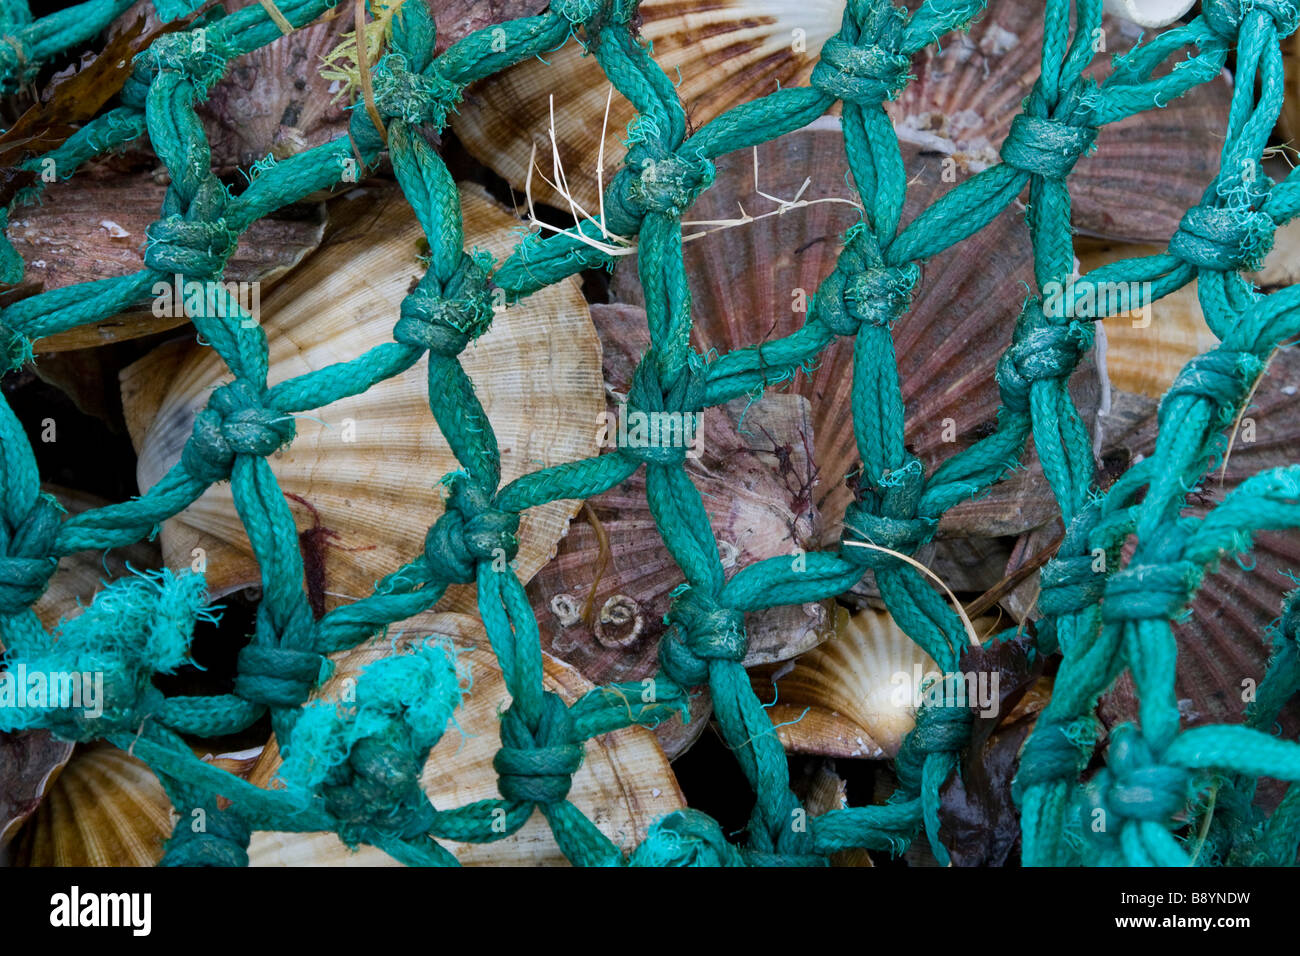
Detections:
[197, 0, 353, 171]
[1076, 239, 1217, 400]
[12, 744, 264, 866]
[453, 0, 842, 211]
[529, 299, 832, 756]
[888, 0, 1228, 242]
[749, 604, 943, 759]
[120, 183, 604, 614]
[7, 170, 326, 351]
[0, 731, 73, 849]
[611, 121, 1081, 545]
[12, 744, 173, 866]
[1090, 345, 1300, 734]
[113, 0, 551, 172]
[453, 0, 1227, 242]
[245, 611, 685, 865]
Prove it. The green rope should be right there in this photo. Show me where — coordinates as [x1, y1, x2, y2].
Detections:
[3, 0, 1300, 867]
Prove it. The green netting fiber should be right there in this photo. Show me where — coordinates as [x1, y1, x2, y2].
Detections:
[3, 0, 1300, 867]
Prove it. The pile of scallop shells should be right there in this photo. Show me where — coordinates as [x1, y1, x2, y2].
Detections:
[3, 0, 1299, 866]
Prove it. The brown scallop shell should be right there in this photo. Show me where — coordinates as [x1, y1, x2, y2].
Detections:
[891, 0, 1230, 242]
[110, 0, 551, 173]
[453, 0, 835, 211]
[529, 300, 833, 756]
[1076, 238, 1217, 401]
[11, 744, 263, 866]
[610, 121, 1090, 546]
[245, 612, 684, 865]
[7, 167, 326, 351]
[120, 183, 604, 616]
[1084, 345, 1300, 735]
[453, 0, 1227, 242]
[197, 0, 354, 171]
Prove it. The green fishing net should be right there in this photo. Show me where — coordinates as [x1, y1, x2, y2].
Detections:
[3, 0, 1300, 867]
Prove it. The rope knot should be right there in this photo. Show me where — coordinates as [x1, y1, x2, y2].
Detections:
[628, 147, 715, 216]
[895, 691, 973, 793]
[810, 35, 912, 105]
[1038, 553, 1106, 617]
[181, 380, 295, 483]
[148, 32, 228, 90]
[234, 643, 328, 708]
[620, 353, 706, 467]
[423, 474, 519, 583]
[494, 691, 583, 804]
[659, 587, 746, 687]
[629, 809, 746, 866]
[0, 493, 61, 616]
[820, 263, 920, 336]
[160, 803, 251, 867]
[1088, 724, 1192, 826]
[999, 113, 1097, 180]
[393, 252, 496, 356]
[1102, 560, 1201, 624]
[1203, 0, 1300, 39]
[996, 309, 1088, 414]
[1012, 715, 1098, 802]
[279, 642, 462, 841]
[1160, 348, 1263, 427]
[144, 216, 239, 278]
[372, 54, 464, 129]
[1168, 203, 1275, 272]
[839, 498, 937, 571]
[143, 177, 238, 279]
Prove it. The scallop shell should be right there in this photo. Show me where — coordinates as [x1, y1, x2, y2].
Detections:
[0, 731, 74, 850]
[890, 0, 1231, 242]
[453, 0, 1227, 242]
[749, 604, 943, 759]
[529, 300, 832, 756]
[245, 611, 685, 865]
[112, 0, 551, 172]
[1085, 345, 1300, 736]
[454, 0, 839, 212]
[1076, 239, 1217, 401]
[611, 121, 1088, 545]
[120, 183, 604, 613]
[11, 744, 265, 866]
[196, 0, 353, 171]
[12, 744, 172, 866]
[7, 169, 326, 351]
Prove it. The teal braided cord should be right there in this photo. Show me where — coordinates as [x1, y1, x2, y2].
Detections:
[6, 0, 1300, 867]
